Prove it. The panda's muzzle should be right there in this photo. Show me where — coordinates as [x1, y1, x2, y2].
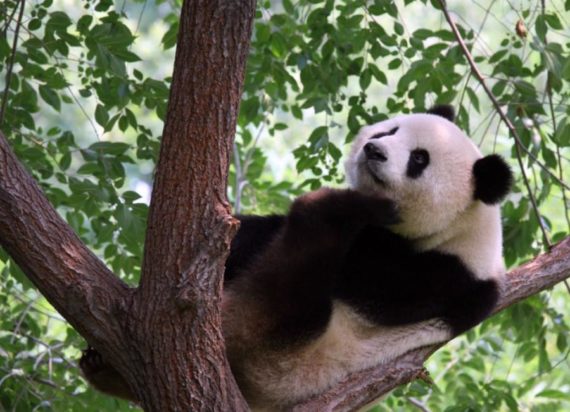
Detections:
[363, 143, 387, 162]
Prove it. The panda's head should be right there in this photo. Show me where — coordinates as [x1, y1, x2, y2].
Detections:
[345, 105, 512, 240]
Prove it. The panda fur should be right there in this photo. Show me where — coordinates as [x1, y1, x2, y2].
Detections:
[222, 105, 512, 410]
[79, 105, 512, 410]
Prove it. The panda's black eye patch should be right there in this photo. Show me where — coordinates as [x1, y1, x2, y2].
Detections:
[369, 126, 399, 140]
[407, 149, 430, 179]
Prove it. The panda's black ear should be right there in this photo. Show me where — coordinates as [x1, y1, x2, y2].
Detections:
[473, 154, 512, 205]
[427, 105, 455, 122]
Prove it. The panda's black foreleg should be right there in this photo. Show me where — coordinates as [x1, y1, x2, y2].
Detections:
[337, 244, 499, 335]
[285, 187, 399, 239]
[240, 188, 398, 346]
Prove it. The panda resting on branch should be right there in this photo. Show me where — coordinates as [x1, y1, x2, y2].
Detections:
[80, 105, 513, 410]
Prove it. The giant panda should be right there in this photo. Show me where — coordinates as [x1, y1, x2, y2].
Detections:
[80, 105, 512, 410]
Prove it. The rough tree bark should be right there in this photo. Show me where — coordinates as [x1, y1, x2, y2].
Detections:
[129, 0, 255, 409]
[0, 1, 569, 412]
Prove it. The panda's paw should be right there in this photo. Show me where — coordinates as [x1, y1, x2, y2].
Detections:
[79, 346, 107, 377]
[416, 367, 434, 385]
[80, 346, 137, 402]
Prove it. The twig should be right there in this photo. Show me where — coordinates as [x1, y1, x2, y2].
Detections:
[549, 84, 570, 231]
[1, 1, 20, 37]
[436, 0, 552, 250]
[233, 140, 243, 213]
[0, 0, 25, 127]
[407, 397, 432, 412]
[233, 122, 265, 213]
[540, 0, 570, 232]
[540, 0, 570, 230]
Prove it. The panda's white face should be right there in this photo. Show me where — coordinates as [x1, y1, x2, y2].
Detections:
[346, 113, 482, 239]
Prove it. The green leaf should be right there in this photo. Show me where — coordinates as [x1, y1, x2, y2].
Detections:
[94, 104, 109, 127]
[535, 15, 547, 41]
[89, 141, 130, 155]
[28, 19, 42, 31]
[39, 85, 61, 111]
[59, 152, 71, 170]
[537, 389, 570, 399]
[360, 68, 372, 90]
[308, 126, 328, 145]
[369, 65, 387, 85]
[394, 22, 404, 36]
[388, 58, 402, 70]
[466, 88, 480, 112]
[161, 21, 179, 50]
[77, 14, 93, 34]
[554, 118, 570, 146]
[544, 13, 563, 29]
[240, 97, 260, 124]
[269, 33, 288, 58]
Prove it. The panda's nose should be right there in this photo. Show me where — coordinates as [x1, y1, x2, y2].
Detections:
[364, 143, 387, 162]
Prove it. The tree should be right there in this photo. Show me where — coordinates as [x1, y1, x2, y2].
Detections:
[0, 0, 569, 411]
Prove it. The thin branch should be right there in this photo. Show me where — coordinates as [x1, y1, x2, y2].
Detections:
[233, 140, 243, 213]
[540, 12, 570, 289]
[407, 397, 432, 412]
[437, 0, 552, 250]
[1, 0, 20, 37]
[0, 0, 25, 127]
[539, 0, 570, 232]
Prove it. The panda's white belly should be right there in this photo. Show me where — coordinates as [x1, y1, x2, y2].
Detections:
[238, 301, 451, 410]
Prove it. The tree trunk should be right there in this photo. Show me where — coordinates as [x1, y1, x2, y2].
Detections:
[128, 0, 255, 409]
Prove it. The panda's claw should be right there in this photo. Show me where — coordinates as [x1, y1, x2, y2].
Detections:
[416, 367, 434, 385]
[79, 346, 138, 402]
[80, 346, 106, 374]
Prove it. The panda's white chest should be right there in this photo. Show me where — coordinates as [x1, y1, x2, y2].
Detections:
[241, 302, 451, 409]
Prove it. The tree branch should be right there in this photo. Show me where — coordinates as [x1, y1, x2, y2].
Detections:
[292, 237, 570, 411]
[0, 131, 129, 348]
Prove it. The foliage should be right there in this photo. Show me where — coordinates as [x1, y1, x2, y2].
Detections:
[0, 0, 569, 410]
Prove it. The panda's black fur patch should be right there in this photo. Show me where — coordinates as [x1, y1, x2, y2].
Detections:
[336, 225, 499, 335]
[473, 154, 512, 205]
[370, 126, 399, 140]
[225, 214, 284, 283]
[406, 148, 430, 179]
[427, 105, 455, 122]
[225, 189, 499, 343]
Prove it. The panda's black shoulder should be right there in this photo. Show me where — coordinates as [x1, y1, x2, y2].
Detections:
[224, 214, 285, 284]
